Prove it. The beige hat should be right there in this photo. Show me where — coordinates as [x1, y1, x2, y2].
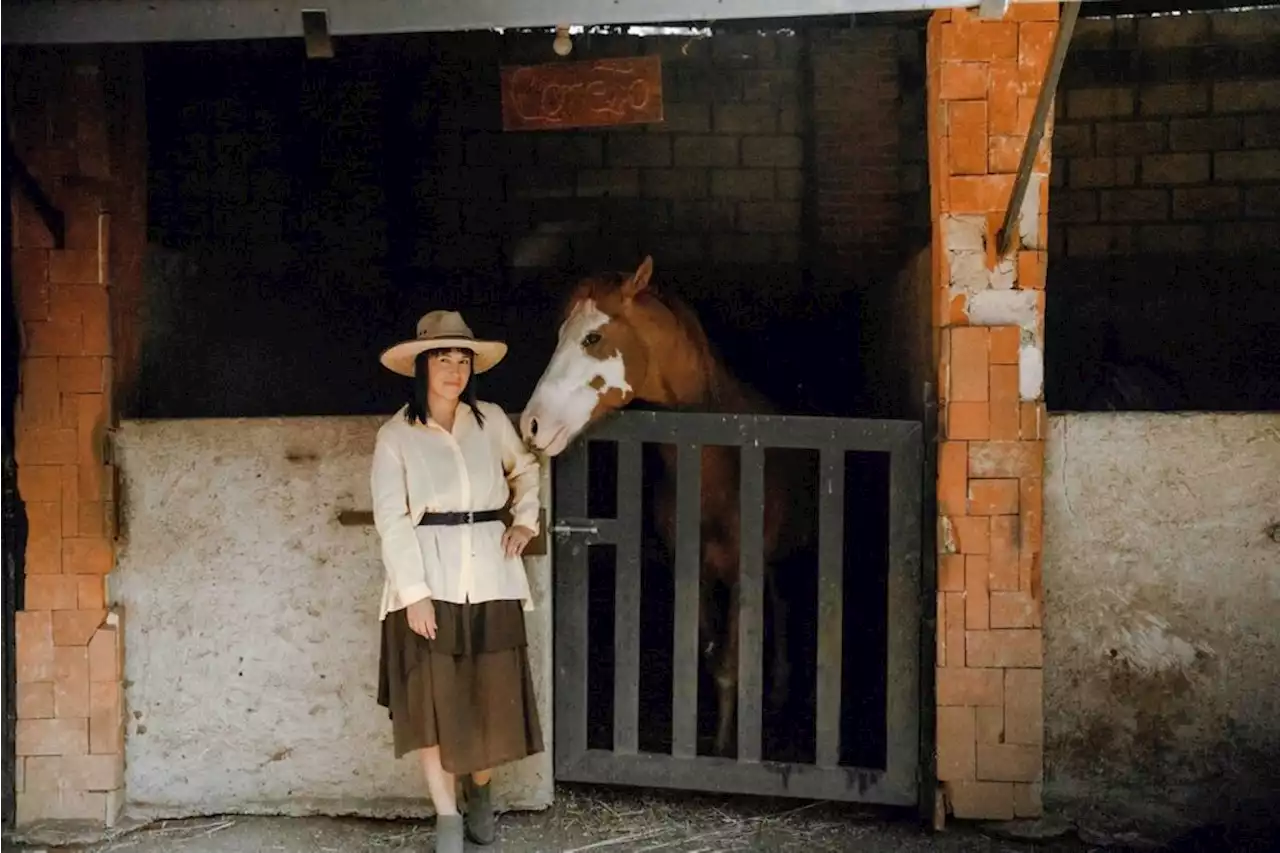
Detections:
[379, 310, 508, 377]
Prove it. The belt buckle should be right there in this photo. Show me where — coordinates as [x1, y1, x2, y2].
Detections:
[464, 510, 475, 525]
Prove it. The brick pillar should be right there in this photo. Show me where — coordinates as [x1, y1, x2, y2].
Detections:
[10, 46, 143, 827]
[926, 4, 1057, 822]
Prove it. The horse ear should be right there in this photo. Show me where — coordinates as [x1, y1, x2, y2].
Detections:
[622, 255, 654, 299]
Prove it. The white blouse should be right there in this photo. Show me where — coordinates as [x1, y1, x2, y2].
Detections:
[369, 400, 542, 619]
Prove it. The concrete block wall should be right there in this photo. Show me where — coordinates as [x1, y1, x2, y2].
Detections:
[1050, 8, 1280, 257]
[926, 3, 1058, 822]
[9, 46, 146, 826]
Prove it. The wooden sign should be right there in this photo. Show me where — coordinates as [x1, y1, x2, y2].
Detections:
[500, 55, 664, 132]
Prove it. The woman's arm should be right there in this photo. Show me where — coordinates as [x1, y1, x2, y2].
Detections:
[494, 408, 541, 534]
[370, 433, 433, 606]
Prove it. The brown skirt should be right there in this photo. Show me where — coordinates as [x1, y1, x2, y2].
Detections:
[377, 599, 544, 775]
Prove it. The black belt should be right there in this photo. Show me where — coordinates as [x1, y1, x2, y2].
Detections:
[417, 509, 505, 527]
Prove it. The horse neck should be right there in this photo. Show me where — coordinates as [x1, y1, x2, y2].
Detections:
[631, 298, 756, 414]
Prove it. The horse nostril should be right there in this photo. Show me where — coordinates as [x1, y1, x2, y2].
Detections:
[528, 417, 538, 437]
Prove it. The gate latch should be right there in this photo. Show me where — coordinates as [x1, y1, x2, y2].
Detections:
[551, 518, 599, 539]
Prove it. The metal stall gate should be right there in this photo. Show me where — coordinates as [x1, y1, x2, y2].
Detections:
[551, 410, 923, 804]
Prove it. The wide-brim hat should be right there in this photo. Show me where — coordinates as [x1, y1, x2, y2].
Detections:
[379, 310, 508, 377]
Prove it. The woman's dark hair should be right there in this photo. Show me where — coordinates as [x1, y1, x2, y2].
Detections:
[405, 347, 486, 429]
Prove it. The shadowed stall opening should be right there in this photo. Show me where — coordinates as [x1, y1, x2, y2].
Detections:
[108, 10, 933, 815]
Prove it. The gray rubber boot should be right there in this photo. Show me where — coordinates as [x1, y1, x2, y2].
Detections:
[434, 814, 464, 853]
[463, 777, 497, 845]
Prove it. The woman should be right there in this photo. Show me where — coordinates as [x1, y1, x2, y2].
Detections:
[371, 310, 543, 853]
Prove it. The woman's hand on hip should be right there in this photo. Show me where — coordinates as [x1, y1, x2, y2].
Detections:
[407, 597, 437, 639]
[502, 524, 536, 558]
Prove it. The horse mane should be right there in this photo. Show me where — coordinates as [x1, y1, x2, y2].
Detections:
[565, 270, 771, 414]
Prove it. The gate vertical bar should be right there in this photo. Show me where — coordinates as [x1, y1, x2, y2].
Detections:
[737, 444, 765, 763]
[885, 427, 923, 791]
[815, 448, 845, 769]
[554, 440, 591, 768]
[613, 440, 643, 754]
[672, 443, 702, 759]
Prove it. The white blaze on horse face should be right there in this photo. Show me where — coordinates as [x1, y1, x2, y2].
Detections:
[522, 300, 631, 457]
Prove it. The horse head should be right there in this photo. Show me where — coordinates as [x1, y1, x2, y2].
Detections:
[520, 256, 657, 456]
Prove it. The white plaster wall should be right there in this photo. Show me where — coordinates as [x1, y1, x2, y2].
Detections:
[1043, 412, 1280, 826]
[111, 416, 553, 820]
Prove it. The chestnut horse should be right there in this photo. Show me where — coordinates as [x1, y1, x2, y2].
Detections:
[520, 256, 813, 756]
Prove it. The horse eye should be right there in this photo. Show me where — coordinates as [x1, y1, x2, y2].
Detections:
[582, 332, 602, 348]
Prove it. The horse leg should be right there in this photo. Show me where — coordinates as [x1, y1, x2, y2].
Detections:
[712, 583, 740, 757]
[765, 567, 790, 713]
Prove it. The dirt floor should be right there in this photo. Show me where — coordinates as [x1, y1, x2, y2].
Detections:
[10, 785, 1277, 853]
[6, 783, 1215, 853]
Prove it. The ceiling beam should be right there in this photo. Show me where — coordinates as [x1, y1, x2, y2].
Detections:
[2, 0, 972, 45]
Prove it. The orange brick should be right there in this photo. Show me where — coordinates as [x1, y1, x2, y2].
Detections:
[58, 357, 105, 394]
[16, 428, 78, 465]
[967, 629, 1042, 668]
[950, 516, 991, 554]
[990, 363, 1021, 440]
[1014, 783, 1043, 817]
[16, 611, 55, 683]
[1020, 478, 1043, 552]
[937, 667, 1003, 706]
[990, 591, 1038, 628]
[17, 358, 61, 431]
[1005, 669, 1044, 745]
[25, 536, 63, 575]
[25, 754, 122, 793]
[77, 575, 106, 611]
[61, 464, 80, 534]
[49, 285, 110, 356]
[1009, 2, 1059, 20]
[54, 646, 90, 718]
[989, 515, 1020, 590]
[1017, 250, 1046, 289]
[947, 780, 1014, 820]
[13, 248, 51, 321]
[968, 479, 1019, 515]
[80, 463, 113, 502]
[47, 250, 99, 285]
[23, 318, 84, 358]
[53, 609, 106, 647]
[25, 501, 62, 551]
[1019, 402, 1044, 440]
[940, 62, 988, 100]
[1018, 20, 1056, 72]
[63, 537, 114, 575]
[939, 441, 968, 516]
[949, 174, 1014, 212]
[1016, 95, 1038, 136]
[944, 592, 966, 668]
[77, 501, 106, 537]
[986, 61, 1019, 133]
[15, 788, 109, 824]
[970, 440, 1043, 478]
[978, 743, 1042, 782]
[976, 705, 1004, 744]
[17, 465, 63, 503]
[88, 626, 121, 683]
[76, 394, 107, 465]
[26, 576, 79, 611]
[16, 717, 88, 756]
[937, 706, 976, 781]
[950, 327, 990, 401]
[941, 19, 1018, 62]
[965, 555, 990, 630]
[19, 682, 56, 721]
[89, 682, 123, 755]
[936, 596, 947, 666]
[1019, 549, 1041, 596]
[939, 554, 966, 592]
[948, 100, 988, 175]
[988, 135, 1024, 174]
[948, 401, 990, 440]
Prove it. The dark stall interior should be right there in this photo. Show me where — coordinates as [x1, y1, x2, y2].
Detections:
[136, 18, 934, 767]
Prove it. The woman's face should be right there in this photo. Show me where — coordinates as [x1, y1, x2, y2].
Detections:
[427, 348, 473, 402]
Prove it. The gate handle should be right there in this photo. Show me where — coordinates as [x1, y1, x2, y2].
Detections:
[552, 520, 599, 538]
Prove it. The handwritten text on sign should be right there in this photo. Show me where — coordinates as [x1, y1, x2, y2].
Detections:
[500, 55, 664, 132]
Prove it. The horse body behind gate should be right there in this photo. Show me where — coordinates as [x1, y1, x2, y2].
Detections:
[520, 256, 816, 756]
